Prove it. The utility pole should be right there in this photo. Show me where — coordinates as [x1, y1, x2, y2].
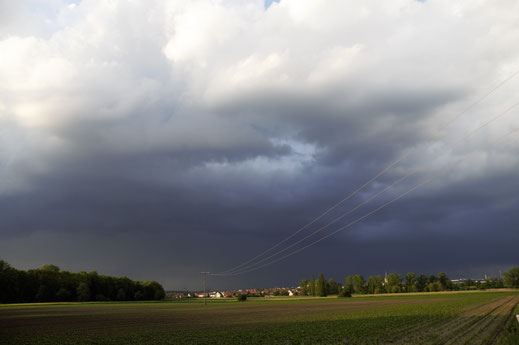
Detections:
[200, 272, 210, 306]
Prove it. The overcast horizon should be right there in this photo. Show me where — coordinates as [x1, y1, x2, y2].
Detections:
[1, 0, 518, 291]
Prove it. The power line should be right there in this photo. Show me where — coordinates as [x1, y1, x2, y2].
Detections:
[215, 69, 519, 276]
[439, 69, 519, 129]
[218, 100, 519, 275]
[217, 70, 519, 275]
[215, 102, 519, 276]
[200, 272, 210, 305]
[215, 125, 519, 276]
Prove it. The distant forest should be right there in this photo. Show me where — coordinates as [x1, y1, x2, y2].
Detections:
[301, 268, 519, 297]
[0, 260, 165, 304]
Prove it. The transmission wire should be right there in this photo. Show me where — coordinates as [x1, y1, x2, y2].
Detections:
[216, 70, 519, 276]
[215, 101, 519, 276]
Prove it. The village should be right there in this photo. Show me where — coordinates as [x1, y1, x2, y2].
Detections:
[167, 287, 300, 299]
[166, 274, 500, 299]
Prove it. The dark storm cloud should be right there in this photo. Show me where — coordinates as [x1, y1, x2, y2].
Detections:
[1, 0, 518, 289]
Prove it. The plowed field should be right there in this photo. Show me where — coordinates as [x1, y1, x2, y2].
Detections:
[1, 291, 518, 344]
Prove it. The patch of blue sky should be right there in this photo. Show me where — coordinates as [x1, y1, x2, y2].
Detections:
[265, 0, 280, 9]
[203, 138, 317, 176]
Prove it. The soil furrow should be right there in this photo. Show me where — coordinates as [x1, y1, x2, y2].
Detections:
[484, 298, 519, 345]
[441, 296, 516, 345]
[394, 296, 514, 345]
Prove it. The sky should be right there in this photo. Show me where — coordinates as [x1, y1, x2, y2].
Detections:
[1, 0, 518, 291]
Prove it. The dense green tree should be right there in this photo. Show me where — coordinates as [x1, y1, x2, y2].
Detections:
[149, 281, 166, 300]
[405, 272, 416, 292]
[338, 286, 352, 297]
[353, 275, 367, 294]
[76, 282, 90, 301]
[326, 278, 339, 295]
[310, 275, 316, 297]
[0, 260, 166, 303]
[416, 274, 428, 292]
[462, 279, 475, 290]
[300, 279, 309, 296]
[367, 276, 376, 294]
[483, 277, 504, 289]
[316, 273, 327, 297]
[438, 272, 450, 290]
[116, 288, 126, 301]
[39, 264, 60, 273]
[55, 287, 72, 301]
[96, 294, 108, 301]
[344, 276, 354, 295]
[428, 282, 442, 292]
[367, 275, 384, 294]
[0, 260, 10, 271]
[385, 273, 403, 293]
[504, 267, 519, 288]
[428, 274, 438, 283]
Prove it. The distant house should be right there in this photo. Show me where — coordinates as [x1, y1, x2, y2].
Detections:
[171, 293, 186, 299]
[210, 292, 223, 298]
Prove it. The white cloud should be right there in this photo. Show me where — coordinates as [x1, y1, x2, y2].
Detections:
[1, 0, 519, 195]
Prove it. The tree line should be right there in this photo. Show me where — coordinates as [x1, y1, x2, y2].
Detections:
[0, 260, 165, 304]
[300, 267, 519, 297]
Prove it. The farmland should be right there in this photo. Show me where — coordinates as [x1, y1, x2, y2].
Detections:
[1, 290, 518, 344]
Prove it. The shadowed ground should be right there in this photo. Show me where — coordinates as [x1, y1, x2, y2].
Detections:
[1, 291, 518, 344]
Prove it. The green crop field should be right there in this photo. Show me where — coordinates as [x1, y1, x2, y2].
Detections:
[1, 290, 518, 344]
